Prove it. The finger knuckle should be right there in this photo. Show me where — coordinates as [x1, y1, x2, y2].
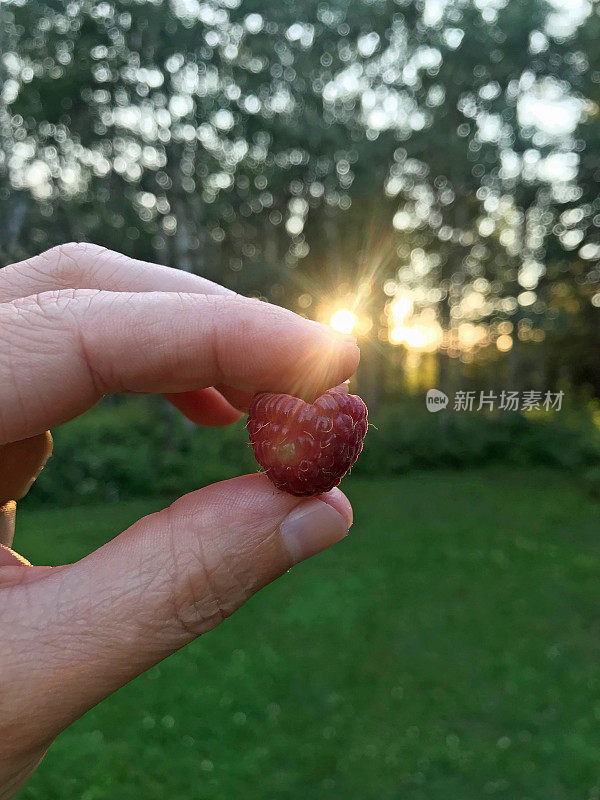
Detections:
[3, 289, 105, 384]
[7, 288, 83, 320]
[169, 556, 229, 640]
[32, 242, 105, 286]
[160, 508, 251, 641]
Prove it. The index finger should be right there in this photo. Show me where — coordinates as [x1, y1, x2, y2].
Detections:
[0, 289, 359, 444]
[0, 242, 233, 303]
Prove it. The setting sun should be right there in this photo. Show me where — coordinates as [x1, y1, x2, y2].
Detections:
[330, 308, 357, 335]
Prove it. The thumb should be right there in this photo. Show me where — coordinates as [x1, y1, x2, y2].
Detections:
[6, 475, 351, 747]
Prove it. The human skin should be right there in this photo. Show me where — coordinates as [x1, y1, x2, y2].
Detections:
[0, 243, 360, 798]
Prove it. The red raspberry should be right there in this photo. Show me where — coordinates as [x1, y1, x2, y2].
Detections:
[247, 388, 368, 496]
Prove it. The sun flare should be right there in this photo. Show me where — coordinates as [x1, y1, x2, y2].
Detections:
[330, 308, 357, 335]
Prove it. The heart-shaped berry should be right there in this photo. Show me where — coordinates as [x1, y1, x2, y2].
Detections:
[247, 388, 368, 496]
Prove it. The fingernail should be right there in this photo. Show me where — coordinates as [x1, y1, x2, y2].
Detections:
[280, 500, 349, 565]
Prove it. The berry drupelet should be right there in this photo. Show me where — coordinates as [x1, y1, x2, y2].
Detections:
[247, 388, 368, 496]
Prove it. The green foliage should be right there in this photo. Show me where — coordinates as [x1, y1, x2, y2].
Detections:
[29, 397, 257, 506]
[583, 467, 600, 500]
[357, 403, 600, 476]
[28, 397, 600, 506]
[16, 470, 600, 799]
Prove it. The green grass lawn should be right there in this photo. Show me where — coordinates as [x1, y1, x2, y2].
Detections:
[14, 468, 600, 800]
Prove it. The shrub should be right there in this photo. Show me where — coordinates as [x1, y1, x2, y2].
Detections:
[353, 402, 600, 475]
[29, 397, 255, 505]
[583, 467, 600, 499]
[26, 395, 600, 506]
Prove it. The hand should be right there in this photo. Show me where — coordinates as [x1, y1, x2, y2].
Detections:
[0, 243, 359, 798]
